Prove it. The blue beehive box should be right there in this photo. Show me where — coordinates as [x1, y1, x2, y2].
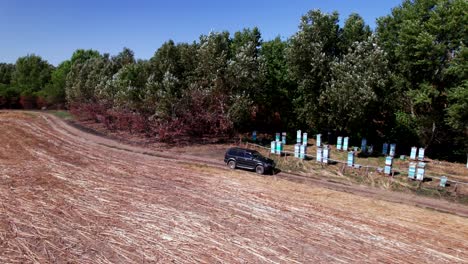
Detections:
[347, 151, 354, 167]
[385, 156, 393, 166]
[337, 137, 343, 150]
[389, 144, 396, 157]
[382, 143, 388, 155]
[416, 167, 425, 181]
[384, 165, 391, 175]
[361, 138, 367, 153]
[294, 144, 300, 158]
[440, 176, 447, 187]
[410, 147, 417, 160]
[408, 163, 416, 179]
[316, 147, 323, 162]
[418, 148, 425, 161]
[343, 137, 349, 151]
[323, 146, 329, 164]
[296, 130, 302, 144]
[271, 141, 276, 154]
[316, 134, 321, 147]
[276, 141, 282, 155]
[302, 132, 308, 146]
[299, 144, 307, 159]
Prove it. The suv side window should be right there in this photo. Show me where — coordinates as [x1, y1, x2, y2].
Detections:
[245, 152, 252, 159]
[228, 149, 238, 156]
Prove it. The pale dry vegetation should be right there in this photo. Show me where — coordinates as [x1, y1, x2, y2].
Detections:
[1, 112, 467, 263]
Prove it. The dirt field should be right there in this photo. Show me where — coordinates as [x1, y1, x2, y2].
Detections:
[1, 111, 468, 263]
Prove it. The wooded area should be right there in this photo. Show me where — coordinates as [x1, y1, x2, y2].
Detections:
[0, 0, 466, 161]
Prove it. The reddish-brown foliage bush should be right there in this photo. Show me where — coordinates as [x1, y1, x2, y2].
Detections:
[70, 103, 149, 135]
[175, 90, 233, 137]
[19, 95, 36, 109]
[36, 96, 48, 109]
[69, 90, 235, 142]
[70, 103, 109, 122]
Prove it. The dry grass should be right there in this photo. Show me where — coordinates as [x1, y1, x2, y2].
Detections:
[1, 111, 468, 263]
[246, 140, 468, 203]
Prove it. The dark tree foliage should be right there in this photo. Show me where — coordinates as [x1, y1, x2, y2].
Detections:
[287, 10, 340, 130]
[260, 37, 296, 130]
[12, 54, 52, 94]
[377, 0, 467, 159]
[0, 63, 15, 85]
[339, 13, 372, 54]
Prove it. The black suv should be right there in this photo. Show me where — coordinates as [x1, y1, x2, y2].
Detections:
[224, 147, 275, 174]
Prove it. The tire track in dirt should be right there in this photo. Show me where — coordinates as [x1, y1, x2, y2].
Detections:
[39, 111, 468, 218]
[1, 111, 468, 263]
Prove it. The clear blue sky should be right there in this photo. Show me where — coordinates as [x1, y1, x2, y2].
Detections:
[0, 0, 402, 66]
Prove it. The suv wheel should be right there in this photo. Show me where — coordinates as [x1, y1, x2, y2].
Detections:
[228, 160, 236, 169]
[255, 165, 264, 175]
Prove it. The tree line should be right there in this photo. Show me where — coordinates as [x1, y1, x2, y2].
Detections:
[0, 0, 466, 161]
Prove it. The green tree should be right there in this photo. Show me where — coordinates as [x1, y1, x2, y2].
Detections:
[228, 28, 263, 129]
[176, 31, 234, 135]
[193, 31, 231, 94]
[446, 82, 468, 134]
[0, 63, 15, 85]
[287, 10, 340, 130]
[111, 60, 150, 111]
[376, 0, 467, 151]
[70, 49, 101, 65]
[146, 40, 194, 118]
[259, 37, 295, 129]
[66, 54, 114, 103]
[445, 45, 468, 152]
[112, 47, 136, 68]
[0, 63, 16, 107]
[321, 37, 391, 136]
[43, 60, 71, 105]
[229, 27, 262, 97]
[339, 13, 372, 54]
[11, 54, 52, 94]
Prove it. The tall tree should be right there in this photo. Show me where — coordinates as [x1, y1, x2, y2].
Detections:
[227, 28, 263, 129]
[229, 27, 262, 97]
[321, 37, 391, 136]
[339, 13, 372, 54]
[259, 37, 295, 130]
[144, 40, 191, 119]
[11, 54, 52, 94]
[111, 60, 150, 111]
[43, 60, 71, 105]
[70, 49, 101, 65]
[112, 47, 136, 68]
[0, 63, 17, 108]
[0, 63, 15, 85]
[287, 10, 340, 130]
[66, 54, 114, 104]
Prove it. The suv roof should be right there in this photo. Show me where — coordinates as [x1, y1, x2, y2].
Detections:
[227, 147, 254, 152]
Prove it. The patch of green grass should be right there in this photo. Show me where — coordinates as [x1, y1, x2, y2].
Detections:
[414, 186, 450, 199]
[22, 112, 38, 118]
[49, 110, 73, 120]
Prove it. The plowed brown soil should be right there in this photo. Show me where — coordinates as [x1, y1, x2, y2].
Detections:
[1, 111, 468, 263]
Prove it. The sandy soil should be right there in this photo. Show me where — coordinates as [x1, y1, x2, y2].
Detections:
[1, 111, 468, 263]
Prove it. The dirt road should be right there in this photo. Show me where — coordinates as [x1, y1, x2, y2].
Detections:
[1, 111, 467, 263]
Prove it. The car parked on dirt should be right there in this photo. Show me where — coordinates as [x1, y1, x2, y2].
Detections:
[224, 147, 275, 174]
